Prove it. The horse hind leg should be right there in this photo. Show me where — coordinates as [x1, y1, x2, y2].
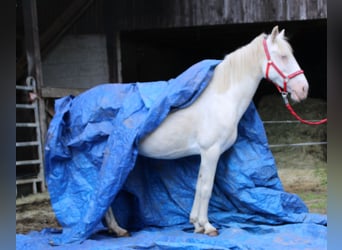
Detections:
[105, 207, 130, 237]
[190, 146, 220, 236]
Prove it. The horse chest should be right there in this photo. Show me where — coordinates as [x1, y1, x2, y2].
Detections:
[197, 116, 238, 154]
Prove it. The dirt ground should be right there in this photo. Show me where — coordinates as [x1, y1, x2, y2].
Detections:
[16, 94, 327, 234]
[16, 192, 61, 234]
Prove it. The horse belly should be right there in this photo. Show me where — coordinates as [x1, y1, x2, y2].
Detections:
[138, 111, 199, 159]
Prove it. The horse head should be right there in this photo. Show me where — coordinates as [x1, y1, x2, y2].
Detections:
[263, 26, 309, 102]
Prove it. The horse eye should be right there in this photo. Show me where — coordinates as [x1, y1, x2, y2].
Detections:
[281, 55, 288, 60]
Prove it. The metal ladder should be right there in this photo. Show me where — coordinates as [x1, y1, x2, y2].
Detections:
[16, 76, 45, 195]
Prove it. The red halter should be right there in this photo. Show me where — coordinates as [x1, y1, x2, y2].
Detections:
[262, 38, 327, 125]
[262, 38, 304, 93]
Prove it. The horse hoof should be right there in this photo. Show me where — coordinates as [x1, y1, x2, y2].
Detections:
[206, 230, 219, 236]
[108, 229, 131, 237]
[194, 228, 205, 234]
[118, 231, 131, 237]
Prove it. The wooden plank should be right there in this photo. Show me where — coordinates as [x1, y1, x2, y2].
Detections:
[41, 87, 86, 98]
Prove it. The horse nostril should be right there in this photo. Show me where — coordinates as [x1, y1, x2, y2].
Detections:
[301, 85, 309, 98]
[302, 85, 308, 93]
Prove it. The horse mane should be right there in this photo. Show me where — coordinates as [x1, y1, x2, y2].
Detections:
[221, 34, 266, 87]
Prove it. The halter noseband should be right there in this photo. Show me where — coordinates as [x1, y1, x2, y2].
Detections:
[262, 38, 304, 93]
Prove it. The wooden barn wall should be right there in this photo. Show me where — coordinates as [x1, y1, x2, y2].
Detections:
[103, 0, 327, 31]
[62, 0, 327, 34]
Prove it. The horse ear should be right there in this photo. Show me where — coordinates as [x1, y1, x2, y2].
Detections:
[271, 26, 279, 42]
[279, 29, 285, 38]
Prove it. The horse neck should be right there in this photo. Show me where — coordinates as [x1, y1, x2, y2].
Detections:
[215, 34, 266, 119]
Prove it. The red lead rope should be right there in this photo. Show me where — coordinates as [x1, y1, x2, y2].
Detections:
[263, 38, 327, 125]
[280, 92, 327, 125]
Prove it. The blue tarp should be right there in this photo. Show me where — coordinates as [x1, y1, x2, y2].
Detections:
[16, 60, 327, 249]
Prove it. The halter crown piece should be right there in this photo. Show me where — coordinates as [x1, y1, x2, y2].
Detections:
[262, 38, 327, 125]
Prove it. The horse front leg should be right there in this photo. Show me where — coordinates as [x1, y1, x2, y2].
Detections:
[190, 146, 220, 236]
[105, 207, 130, 237]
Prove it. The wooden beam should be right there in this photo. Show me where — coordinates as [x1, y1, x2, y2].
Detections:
[104, 31, 116, 82]
[41, 87, 86, 98]
[104, 31, 123, 83]
[22, 0, 47, 185]
[22, 0, 42, 79]
[115, 32, 123, 83]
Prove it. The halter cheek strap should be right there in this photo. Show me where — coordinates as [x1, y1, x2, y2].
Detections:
[262, 38, 304, 93]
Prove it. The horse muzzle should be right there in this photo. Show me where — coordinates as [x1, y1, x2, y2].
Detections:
[289, 81, 309, 102]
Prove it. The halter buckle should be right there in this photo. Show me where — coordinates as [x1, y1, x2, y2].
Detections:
[281, 92, 289, 105]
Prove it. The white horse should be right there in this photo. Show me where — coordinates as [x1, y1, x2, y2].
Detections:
[105, 26, 309, 237]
